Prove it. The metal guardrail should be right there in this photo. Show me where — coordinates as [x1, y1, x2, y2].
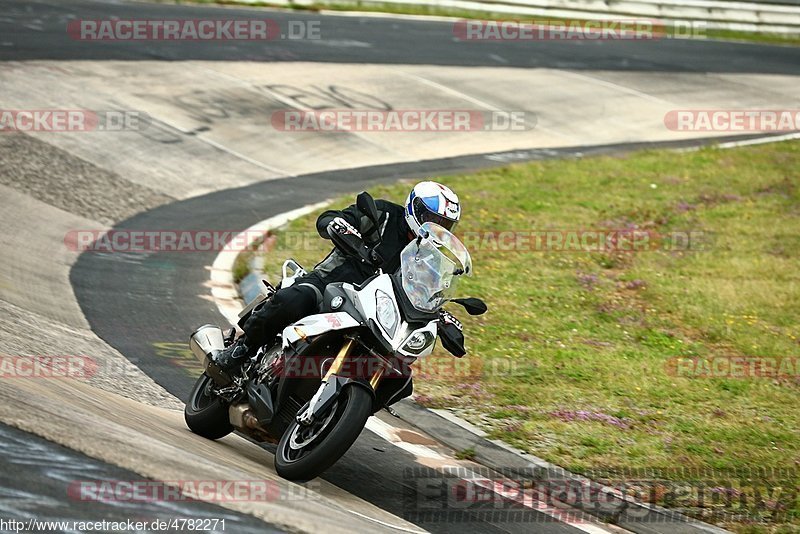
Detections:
[262, 0, 800, 33]
[481, 0, 800, 28]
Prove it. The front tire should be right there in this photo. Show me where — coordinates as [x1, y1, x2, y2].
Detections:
[275, 385, 372, 481]
[185, 373, 233, 440]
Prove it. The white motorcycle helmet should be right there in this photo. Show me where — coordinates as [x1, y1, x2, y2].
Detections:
[404, 181, 461, 237]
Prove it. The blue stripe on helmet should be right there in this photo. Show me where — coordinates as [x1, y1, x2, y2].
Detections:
[421, 195, 440, 213]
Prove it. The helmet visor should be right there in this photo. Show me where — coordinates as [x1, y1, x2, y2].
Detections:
[412, 196, 458, 231]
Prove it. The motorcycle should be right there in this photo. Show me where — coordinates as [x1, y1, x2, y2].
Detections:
[185, 192, 487, 480]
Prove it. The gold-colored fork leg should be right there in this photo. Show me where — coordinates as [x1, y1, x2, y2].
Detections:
[322, 338, 354, 382]
[369, 367, 385, 390]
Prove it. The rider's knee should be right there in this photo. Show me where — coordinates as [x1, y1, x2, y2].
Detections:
[275, 284, 318, 318]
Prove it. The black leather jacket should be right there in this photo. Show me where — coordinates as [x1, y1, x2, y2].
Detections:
[305, 199, 413, 290]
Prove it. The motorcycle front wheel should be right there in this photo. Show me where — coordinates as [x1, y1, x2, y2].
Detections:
[275, 385, 372, 481]
[184, 373, 234, 440]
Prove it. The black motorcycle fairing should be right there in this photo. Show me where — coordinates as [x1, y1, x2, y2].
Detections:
[373, 374, 413, 413]
[272, 336, 332, 412]
[306, 375, 376, 422]
[247, 381, 275, 425]
[321, 283, 362, 318]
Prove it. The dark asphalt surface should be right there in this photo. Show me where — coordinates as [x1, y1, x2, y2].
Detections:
[0, 423, 281, 534]
[5, 0, 799, 532]
[0, 0, 798, 73]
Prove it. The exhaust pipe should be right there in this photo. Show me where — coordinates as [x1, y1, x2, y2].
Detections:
[189, 324, 225, 365]
[229, 404, 278, 444]
[229, 404, 262, 430]
[189, 324, 234, 386]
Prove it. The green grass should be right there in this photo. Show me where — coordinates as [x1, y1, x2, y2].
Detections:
[261, 140, 800, 531]
[455, 447, 477, 460]
[232, 250, 253, 284]
[163, 0, 800, 46]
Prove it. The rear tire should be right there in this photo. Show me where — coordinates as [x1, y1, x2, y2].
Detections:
[275, 385, 372, 481]
[184, 373, 233, 440]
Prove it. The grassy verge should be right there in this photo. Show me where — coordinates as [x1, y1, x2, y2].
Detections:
[164, 0, 800, 46]
[262, 140, 800, 531]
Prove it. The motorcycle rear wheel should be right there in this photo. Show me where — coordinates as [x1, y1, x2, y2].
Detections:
[184, 373, 234, 440]
[275, 385, 372, 481]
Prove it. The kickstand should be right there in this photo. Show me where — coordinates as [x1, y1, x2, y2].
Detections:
[385, 406, 400, 418]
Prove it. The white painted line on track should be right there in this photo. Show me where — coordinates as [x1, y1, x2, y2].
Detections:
[558, 70, 674, 106]
[708, 131, 800, 149]
[195, 136, 293, 177]
[401, 72, 576, 141]
[674, 131, 800, 152]
[401, 72, 507, 111]
[345, 509, 427, 533]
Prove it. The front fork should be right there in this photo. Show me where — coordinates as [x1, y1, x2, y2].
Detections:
[296, 338, 386, 426]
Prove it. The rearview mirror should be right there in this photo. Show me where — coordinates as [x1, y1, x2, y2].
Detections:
[357, 191, 379, 224]
[452, 297, 488, 316]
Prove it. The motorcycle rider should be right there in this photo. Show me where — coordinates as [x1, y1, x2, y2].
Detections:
[213, 181, 462, 374]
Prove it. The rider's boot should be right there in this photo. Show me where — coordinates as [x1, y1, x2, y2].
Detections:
[213, 337, 254, 372]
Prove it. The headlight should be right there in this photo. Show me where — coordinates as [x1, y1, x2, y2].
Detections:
[402, 330, 435, 355]
[375, 290, 398, 337]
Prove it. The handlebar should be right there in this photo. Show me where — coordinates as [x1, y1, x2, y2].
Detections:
[326, 192, 385, 269]
[327, 219, 383, 269]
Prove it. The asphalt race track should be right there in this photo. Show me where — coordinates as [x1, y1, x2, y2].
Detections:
[0, 423, 280, 533]
[1, 0, 798, 74]
[1, 0, 799, 532]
